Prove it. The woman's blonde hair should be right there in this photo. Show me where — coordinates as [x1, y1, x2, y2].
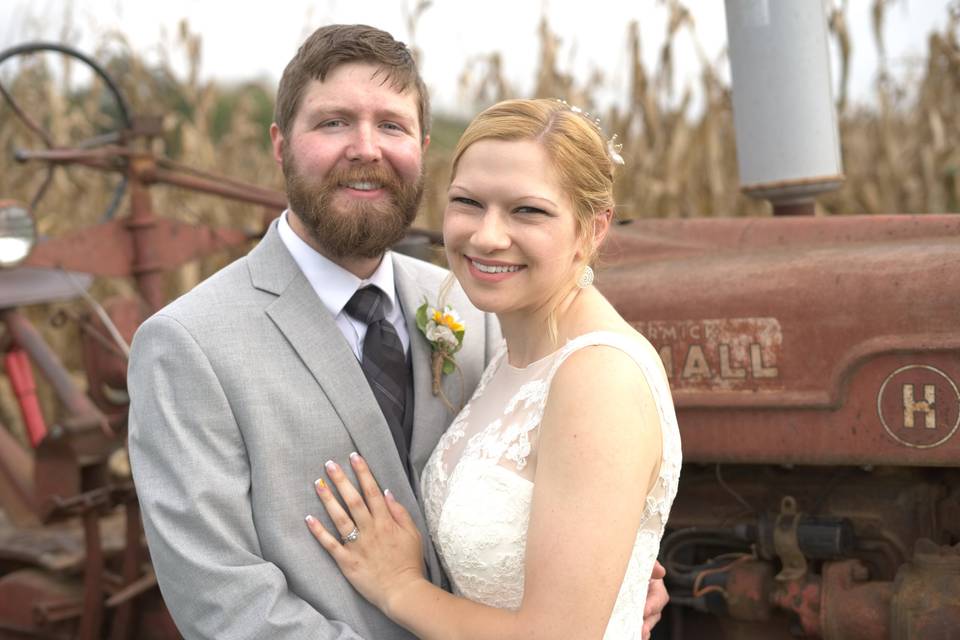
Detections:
[450, 98, 617, 265]
[449, 99, 618, 343]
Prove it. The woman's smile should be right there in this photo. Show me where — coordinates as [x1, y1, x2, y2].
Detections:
[465, 255, 527, 281]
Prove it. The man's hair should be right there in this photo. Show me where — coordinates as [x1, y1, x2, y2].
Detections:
[274, 24, 430, 141]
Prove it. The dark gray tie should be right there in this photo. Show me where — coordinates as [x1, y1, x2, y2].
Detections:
[344, 286, 411, 467]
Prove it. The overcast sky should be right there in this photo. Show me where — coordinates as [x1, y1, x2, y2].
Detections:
[0, 1, 952, 115]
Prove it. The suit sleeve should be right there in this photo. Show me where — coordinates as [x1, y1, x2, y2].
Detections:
[127, 314, 366, 640]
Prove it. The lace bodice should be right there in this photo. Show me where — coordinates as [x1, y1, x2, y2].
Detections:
[421, 331, 682, 639]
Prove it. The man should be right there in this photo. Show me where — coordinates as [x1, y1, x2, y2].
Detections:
[129, 24, 667, 639]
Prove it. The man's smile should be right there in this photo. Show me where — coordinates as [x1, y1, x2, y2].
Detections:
[343, 180, 383, 191]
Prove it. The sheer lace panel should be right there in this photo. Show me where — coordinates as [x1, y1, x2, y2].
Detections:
[421, 331, 682, 637]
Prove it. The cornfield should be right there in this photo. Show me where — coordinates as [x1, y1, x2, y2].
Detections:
[0, 2, 958, 437]
[3, 3, 959, 232]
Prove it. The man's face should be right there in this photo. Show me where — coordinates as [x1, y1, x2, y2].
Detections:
[271, 62, 428, 259]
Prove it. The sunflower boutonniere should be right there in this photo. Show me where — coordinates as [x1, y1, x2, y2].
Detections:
[416, 299, 465, 403]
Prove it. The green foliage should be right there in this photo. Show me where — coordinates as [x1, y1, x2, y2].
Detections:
[209, 83, 274, 148]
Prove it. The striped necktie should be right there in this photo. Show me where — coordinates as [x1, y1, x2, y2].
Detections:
[344, 286, 411, 465]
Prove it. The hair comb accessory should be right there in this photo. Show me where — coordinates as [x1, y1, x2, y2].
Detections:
[554, 98, 625, 166]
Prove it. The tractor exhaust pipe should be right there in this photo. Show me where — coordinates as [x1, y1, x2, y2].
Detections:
[724, 0, 844, 215]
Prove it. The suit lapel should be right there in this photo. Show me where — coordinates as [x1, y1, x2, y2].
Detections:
[393, 256, 459, 472]
[392, 255, 458, 586]
[248, 227, 421, 516]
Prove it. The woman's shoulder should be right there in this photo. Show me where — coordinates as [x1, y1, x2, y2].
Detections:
[540, 325, 671, 442]
[539, 328, 666, 471]
[549, 329, 661, 407]
[544, 290, 672, 421]
[557, 326, 665, 382]
[559, 290, 664, 373]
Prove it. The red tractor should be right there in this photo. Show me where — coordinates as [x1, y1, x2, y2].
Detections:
[629, 2, 960, 636]
[0, 42, 280, 640]
[1, 3, 958, 637]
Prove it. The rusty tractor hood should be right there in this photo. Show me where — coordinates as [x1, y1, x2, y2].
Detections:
[598, 214, 960, 466]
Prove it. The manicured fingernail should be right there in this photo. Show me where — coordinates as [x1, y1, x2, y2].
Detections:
[305, 515, 315, 524]
[315, 478, 327, 491]
[349, 451, 360, 462]
[384, 489, 394, 502]
[325, 460, 339, 473]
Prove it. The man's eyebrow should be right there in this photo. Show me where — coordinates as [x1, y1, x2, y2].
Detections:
[377, 108, 417, 123]
[303, 103, 415, 122]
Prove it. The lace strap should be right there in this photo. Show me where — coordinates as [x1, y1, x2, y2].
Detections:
[543, 331, 683, 517]
[544, 332, 683, 511]
[498, 332, 674, 473]
[542, 331, 673, 421]
[435, 333, 678, 492]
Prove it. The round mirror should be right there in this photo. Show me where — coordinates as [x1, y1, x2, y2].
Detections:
[0, 200, 37, 268]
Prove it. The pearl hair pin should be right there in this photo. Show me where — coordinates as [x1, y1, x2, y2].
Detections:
[554, 99, 625, 166]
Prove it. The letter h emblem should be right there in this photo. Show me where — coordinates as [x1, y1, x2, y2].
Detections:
[902, 384, 936, 429]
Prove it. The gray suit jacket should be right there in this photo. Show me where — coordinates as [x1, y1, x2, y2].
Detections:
[128, 225, 500, 639]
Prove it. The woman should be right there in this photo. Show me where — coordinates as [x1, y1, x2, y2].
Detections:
[305, 98, 682, 639]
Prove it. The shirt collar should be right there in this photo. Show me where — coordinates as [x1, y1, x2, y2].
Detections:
[277, 210, 398, 318]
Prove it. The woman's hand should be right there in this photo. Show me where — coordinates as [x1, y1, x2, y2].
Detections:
[643, 561, 669, 639]
[305, 453, 426, 612]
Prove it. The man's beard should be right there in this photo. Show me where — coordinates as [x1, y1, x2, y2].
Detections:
[283, 150, 424, 259]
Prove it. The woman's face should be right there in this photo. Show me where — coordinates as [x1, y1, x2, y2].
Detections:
[443, 138, 583, 317]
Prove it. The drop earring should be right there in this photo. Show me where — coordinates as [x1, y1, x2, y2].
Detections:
[577, 265, 594, 288]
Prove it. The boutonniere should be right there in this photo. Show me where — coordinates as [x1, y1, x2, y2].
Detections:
[416, 298, 466, 411]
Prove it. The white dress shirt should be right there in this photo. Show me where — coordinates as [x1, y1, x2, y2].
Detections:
[277, 211, 410, 359]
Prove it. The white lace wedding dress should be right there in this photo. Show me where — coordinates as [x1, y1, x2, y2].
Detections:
[421, 331, 682, 639]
